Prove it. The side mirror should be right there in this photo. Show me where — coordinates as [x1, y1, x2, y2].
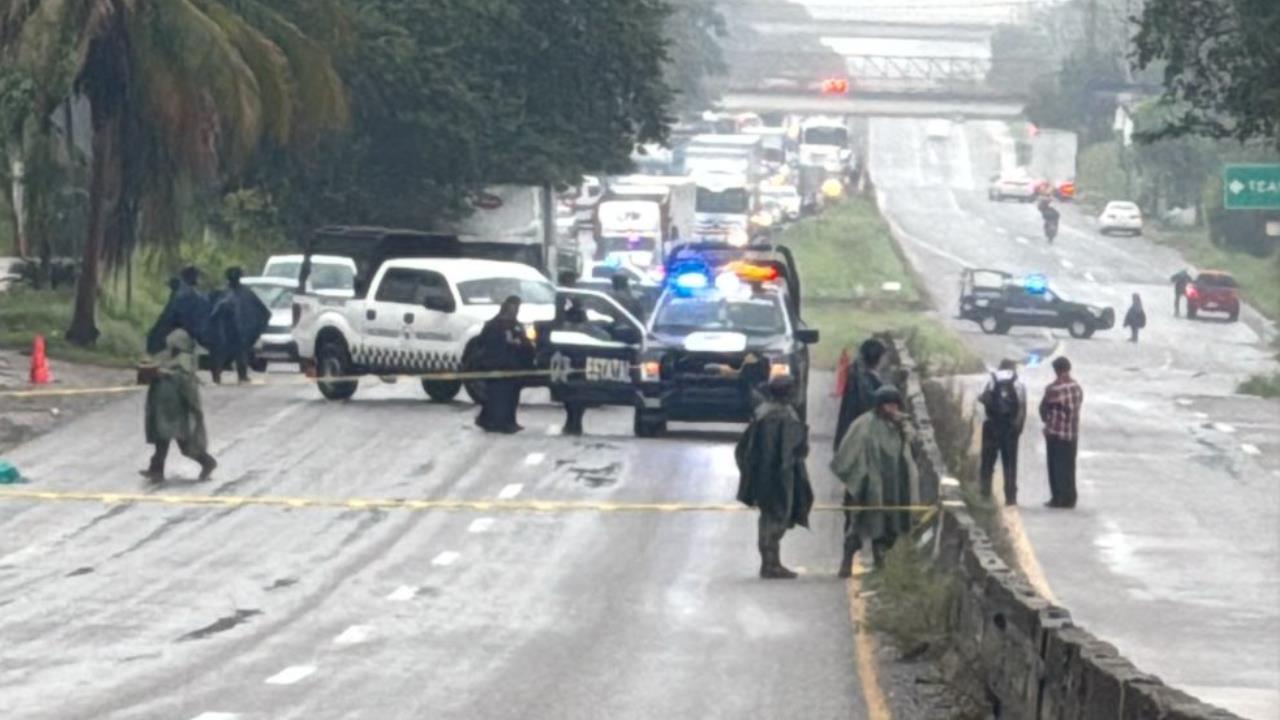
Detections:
[795, 327, 820, 344]
[424, 295, 455, 313]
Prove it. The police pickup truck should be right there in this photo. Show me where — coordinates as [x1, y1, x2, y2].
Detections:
[292, 227, 556, 402]
[958, 268, 1114, 339]
[535, 242, 817, 437]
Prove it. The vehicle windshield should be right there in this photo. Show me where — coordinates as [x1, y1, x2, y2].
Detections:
[248, 284, 294, 310]
[652, 292, 787, 337]
[457, 277, 556, 305]
[696, 187, 750, 213]
[803, 127, 847, 146]
[264, 260, 355, 290]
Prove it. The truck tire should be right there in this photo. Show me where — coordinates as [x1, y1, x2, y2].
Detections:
[422, 380, 461, 402]
[1067, 318, 1094, 339]
[317, 341, 358, 401]
[634, 409, 666, 438]
[979, 315, 1010, 335]
[461, 339, 487, 405]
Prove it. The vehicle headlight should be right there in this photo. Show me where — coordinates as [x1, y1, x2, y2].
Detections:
[640, 359, 662, 382]
[525, 325, 538, 342]
[768, 361, 792, 380]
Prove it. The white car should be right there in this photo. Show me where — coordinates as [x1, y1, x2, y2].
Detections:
[1098, 201, 1143, 235]
[759, 184, 802, 221]
[241, 277, 299, 368]
[262, 254, 357, 295]
[292, 258, 556, 402]
[988, 172, 1039, 202]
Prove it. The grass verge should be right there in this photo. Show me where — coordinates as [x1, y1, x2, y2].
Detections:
[1238, 372, 1280, 399]
[0, 286, 145, 367]
[786, 197, 983, 375]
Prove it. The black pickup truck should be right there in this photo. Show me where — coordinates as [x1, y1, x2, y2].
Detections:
[958, 268, 1114, 339]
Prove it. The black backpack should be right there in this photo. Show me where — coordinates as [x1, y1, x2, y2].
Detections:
[985, 373, 1019, 421]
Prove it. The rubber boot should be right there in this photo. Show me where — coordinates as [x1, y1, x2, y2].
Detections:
[138, 448, 165, 483]
[770, 551, 798, 580]
[197, 454, 218, 482]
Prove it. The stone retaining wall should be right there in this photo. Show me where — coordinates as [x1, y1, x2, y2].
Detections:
[893, 341, 1244, 720]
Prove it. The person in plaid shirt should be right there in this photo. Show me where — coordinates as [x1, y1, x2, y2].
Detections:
[1039, 356, 1083, 508]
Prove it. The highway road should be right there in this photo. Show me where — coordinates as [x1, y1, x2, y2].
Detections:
[0, 375, 874, 719]
[869, 116, 1280, 719]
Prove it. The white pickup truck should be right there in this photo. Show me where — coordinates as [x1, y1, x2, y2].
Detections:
[293, 257, 557, 402]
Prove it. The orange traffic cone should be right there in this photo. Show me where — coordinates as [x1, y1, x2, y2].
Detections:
[29, 334, 52, 385]
[833, 347, 850, 398]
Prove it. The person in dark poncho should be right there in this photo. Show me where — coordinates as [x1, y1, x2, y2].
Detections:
[146, 266, 212, 355]
[1123, 293, 1146, 343]
[834, 338, 886, 451]
[475, 296, 534, 433]
[209, 267, 271, 384]
[735, 375, 814, 579]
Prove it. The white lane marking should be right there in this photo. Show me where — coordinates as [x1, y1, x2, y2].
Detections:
[334, 625, 372, 645]
[1060, 258, 1075, 269]
[432, 551, 460, 567]
[386, 585, 417, 602]
[265, 665, 316, 685]
[468, 517, 495, 533]
[524, 452, 545, 466]
[498, 483, 524, 499]
[1193, 411, 1209, 419]
[1084, 271, 1097, 283]
[1213, 422, 1236, 434]
[1176, 398, 1193, 406]
[1241, 444, 1261, 456]
[1015, 235, 1029, 245]
[190, 714, 239, 720]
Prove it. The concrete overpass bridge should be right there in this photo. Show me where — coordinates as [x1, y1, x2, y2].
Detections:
[718, 89, 1024, 119]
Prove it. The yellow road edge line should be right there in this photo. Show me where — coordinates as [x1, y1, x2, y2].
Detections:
[848, 570, 893, 720]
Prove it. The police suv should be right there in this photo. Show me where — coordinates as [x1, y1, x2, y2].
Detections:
[536, 243, 818, 437]
[958, 268, 1114, 339]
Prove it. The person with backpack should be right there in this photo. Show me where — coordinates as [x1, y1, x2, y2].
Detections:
[979, 359, 1026, 506]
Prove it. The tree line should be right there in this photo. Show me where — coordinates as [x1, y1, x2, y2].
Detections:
[0, 0, 724, 345]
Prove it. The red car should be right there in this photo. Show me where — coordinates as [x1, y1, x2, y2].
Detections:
[1186, 271, 1240, 322]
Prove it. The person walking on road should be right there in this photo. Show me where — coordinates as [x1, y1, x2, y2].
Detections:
[834, 338, 886, 451]
[831, 385, 920, 573]
[1039, 356, 1083, 509]
[209, 267, 270, 384]
[475, 296, 533, 434]
[1170, 269, 1192, 317]
[735, 375, 814, 580]
[140, 329, 217, 483]
[1037, 196, 1060, 243]
[146, 266, 212, 355]
[1123, 293, 1147, 343]
[979, 359, 1026, 506]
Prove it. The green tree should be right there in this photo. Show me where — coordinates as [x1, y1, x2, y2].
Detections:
[1133, 0, 1280, 147]
[663, 0, 726, 115]
[1, 0, 348, 345]
[1024, 53, 1125, 142]
[1129, 101, 1219, 216]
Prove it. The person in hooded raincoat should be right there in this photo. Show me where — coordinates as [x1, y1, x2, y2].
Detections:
[146, 266, 212, 355]
[209, 267, 271, 384]
[1123, 293, 1147, 343]
[834, 338, 886, 451]
[831, 385, 920, 572]
[735, 375, 814, 579]
[141, 329, 217, 482]
[475, 296, 534, 433]
[1170, 269, 1192, 317]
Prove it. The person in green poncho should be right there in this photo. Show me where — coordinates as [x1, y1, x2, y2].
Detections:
[831, 385, 919, 573]
[140, 329, 217, 483]
[735, 375, 814, 580]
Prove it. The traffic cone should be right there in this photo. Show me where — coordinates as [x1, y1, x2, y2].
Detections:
[29, 334, 52, 385]
[833, 347, 850, 397]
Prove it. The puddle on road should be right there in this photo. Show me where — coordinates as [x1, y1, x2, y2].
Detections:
[177, 608, 262, 642]
[265, 577, 298, 591]
[65, 566, 94, 577]
[567, 462, 621, 488]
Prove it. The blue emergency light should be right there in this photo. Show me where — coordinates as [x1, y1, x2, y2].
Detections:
[1023, 274, 1048, 295]
[674, 271, 709, 292]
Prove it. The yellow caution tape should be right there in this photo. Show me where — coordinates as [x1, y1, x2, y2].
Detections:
[0, 488, 938, 515]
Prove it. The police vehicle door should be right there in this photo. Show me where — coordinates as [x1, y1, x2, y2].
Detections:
[1003, 284, 1057, 324]
[405, 270, 462, 373]
[364, 267, 423, 372]
[539, 289, 643, 407]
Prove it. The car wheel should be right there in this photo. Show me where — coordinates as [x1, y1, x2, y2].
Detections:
[316, 341, 358, 401]
[633, 409, 666, 438]
[979, 315, 1002, 334]
[461, 339, 487, 405]
[1067, 319, 1091, 339]
[1228, 308, 1239, 322]
[422, 379, 462, 402]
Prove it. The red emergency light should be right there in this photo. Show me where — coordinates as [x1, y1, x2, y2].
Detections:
[820, 77, 849, 95]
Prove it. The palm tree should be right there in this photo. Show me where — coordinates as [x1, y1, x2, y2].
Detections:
[1, 0, 348, 345]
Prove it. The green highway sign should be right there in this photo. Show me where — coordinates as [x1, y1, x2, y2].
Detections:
[1223, 164, 1280, 209]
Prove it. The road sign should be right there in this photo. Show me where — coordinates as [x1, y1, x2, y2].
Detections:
[1223, 164, 1280, 209]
